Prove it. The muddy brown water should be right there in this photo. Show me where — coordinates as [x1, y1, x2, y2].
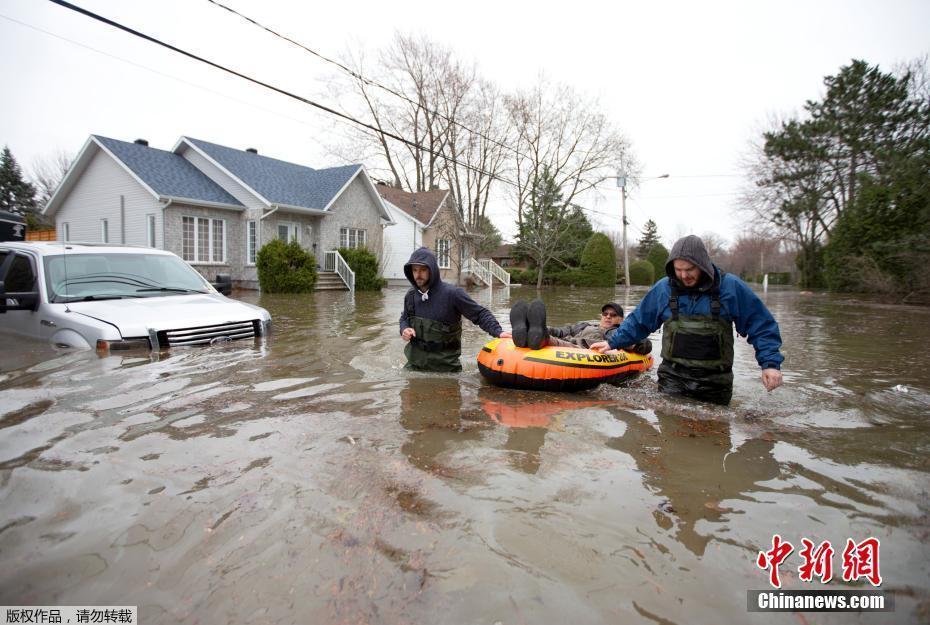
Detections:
[0, 286, 928, 624]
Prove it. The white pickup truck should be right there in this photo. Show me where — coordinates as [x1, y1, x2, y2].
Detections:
[0, 242, 271, 353]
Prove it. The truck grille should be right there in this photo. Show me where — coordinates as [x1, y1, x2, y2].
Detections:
[157, 320, 259, 347]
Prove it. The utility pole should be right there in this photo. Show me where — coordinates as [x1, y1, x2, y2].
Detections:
[616, 172, 667, 287]
[617, 172, 630, 287]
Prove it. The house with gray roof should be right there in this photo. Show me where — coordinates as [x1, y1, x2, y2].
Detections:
[376, 183, 509, 288]
[44, 135, 394, 290]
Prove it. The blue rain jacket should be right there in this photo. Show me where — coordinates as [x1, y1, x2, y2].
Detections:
[607, 267, 784, 370]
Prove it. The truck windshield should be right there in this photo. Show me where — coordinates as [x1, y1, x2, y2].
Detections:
[44, 253, 210, 303]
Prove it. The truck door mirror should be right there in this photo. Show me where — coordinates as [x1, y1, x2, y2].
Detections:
[0, 252, 40, 313]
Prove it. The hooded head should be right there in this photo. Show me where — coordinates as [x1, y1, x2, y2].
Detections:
[404, 246, 441, 292]
[665, 235, 716, 289]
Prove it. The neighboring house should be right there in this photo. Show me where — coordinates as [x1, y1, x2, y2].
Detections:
[45, 135, 393, 290]
[489, 243, 525, 269]
[376, 183, 476, 286]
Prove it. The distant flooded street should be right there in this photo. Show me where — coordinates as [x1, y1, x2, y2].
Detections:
[1, 285, 928, 624]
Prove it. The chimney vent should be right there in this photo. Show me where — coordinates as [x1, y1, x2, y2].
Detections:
[133, 139, 149, 146]
[245, 147, 258, 154]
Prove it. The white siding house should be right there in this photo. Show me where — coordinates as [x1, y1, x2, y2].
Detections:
[45, 135, 394, 290]
[53, 142, 162, 247]
[381, 200, 425, 285]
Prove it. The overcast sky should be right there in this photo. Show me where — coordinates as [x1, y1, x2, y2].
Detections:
[2, 0, 928, 247]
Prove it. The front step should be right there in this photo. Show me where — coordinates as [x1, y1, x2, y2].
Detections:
[315, 271, 349, 291]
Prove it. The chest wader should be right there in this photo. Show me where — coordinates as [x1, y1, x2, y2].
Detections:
[659, 282, 735, 405]
[404, 291, 463, 372]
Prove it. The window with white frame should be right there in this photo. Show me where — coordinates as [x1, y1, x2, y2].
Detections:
[339, 227, 367, 249]
[146, 214, 156, 247]
[212, 219, 223, 261]
[247, 220, 257, 264]
[181, 216, 226, 263]
[101, 219, 109, 243]
[277, 222, 300, 243]
[436, 239, 451, 269]
[62, 223, 70, 242]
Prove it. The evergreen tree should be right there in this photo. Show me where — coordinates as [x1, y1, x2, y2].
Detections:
[516, 166, 591, 288]
[752, 59, 930, 291]
[0, 146, 39, 226]
[473, 214, 502, 257]
[558, 205, 594, 268]
[636, 219, 661, 259]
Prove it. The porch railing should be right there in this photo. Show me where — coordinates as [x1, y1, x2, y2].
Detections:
[478, 258, 510, 286]
[324, 250, 356, 292]
[462, 257, 491, 286]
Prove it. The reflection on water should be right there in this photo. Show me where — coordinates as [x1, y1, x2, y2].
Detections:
[606, 410, 779, 557]
[0, 286, 928, 624]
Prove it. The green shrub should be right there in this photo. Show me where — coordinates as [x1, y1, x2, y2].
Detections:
[645, 244, 669, 280]
[256, 239, 318, 293]
[338, 247, 386, 290]
[629, 260, 655, 285]
[550, 268, 587, 286]
[579, 233, 616, 286]
[507, 268, 537, 285]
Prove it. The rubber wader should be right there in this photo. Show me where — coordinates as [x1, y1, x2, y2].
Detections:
[404, 292, 463, 372]
[659, 282, 735, 405]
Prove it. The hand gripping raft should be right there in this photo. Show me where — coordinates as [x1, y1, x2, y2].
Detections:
[477, 338, 653, 392]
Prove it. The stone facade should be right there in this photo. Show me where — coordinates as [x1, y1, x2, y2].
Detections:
[163, 203, 245, 285]
[421, 197, 469, 284]
[318, 176, 384, 260]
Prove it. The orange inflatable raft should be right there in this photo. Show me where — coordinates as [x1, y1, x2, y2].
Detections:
[477, 338, 653, 392]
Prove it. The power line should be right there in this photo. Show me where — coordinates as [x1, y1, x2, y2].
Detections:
[662, 174, 743, 178]
[640, 191, 742, 199]
[0, 12, 337, 134]
[46, 0, 517, 188]
[204, 0, 531, 162]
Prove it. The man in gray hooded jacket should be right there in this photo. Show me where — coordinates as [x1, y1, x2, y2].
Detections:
[400, 247, 510, 372]
[591, 235, 783, 404]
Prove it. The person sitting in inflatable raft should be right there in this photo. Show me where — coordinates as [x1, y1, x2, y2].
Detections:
[478, 299, 653, 391]
[510, 299, 651, 354]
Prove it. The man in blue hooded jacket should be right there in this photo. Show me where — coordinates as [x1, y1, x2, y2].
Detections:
[400, 247, 510, 372]
[591, 235, 783, 404]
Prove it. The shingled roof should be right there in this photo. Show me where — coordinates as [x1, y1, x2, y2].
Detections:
[375, 184, 449, 225]
[94, 136, 243, 207]
[183, 137, 361, 209]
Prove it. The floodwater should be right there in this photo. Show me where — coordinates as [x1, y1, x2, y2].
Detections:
[1, 285, 928, 625]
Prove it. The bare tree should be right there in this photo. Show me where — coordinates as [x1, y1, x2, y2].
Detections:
[724, 230, 795, 280]
[337, 33, 510, 228]
[505, 78, 635, 230]
[698, 232, 728, 259]
[442, 78, 511, 227]
[31, 149, 73, 210]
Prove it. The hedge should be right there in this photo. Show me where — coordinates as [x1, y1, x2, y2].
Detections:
[645, 244, 669, 281]
[256, 239, 318, 293]
[338, 247, 386, 290]
[629, 260, 655, 286]
[507, 268, 537, 285]
[579, 233, 616, 286]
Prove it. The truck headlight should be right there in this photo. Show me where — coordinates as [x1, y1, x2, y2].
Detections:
[96, 338, 152, 354]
